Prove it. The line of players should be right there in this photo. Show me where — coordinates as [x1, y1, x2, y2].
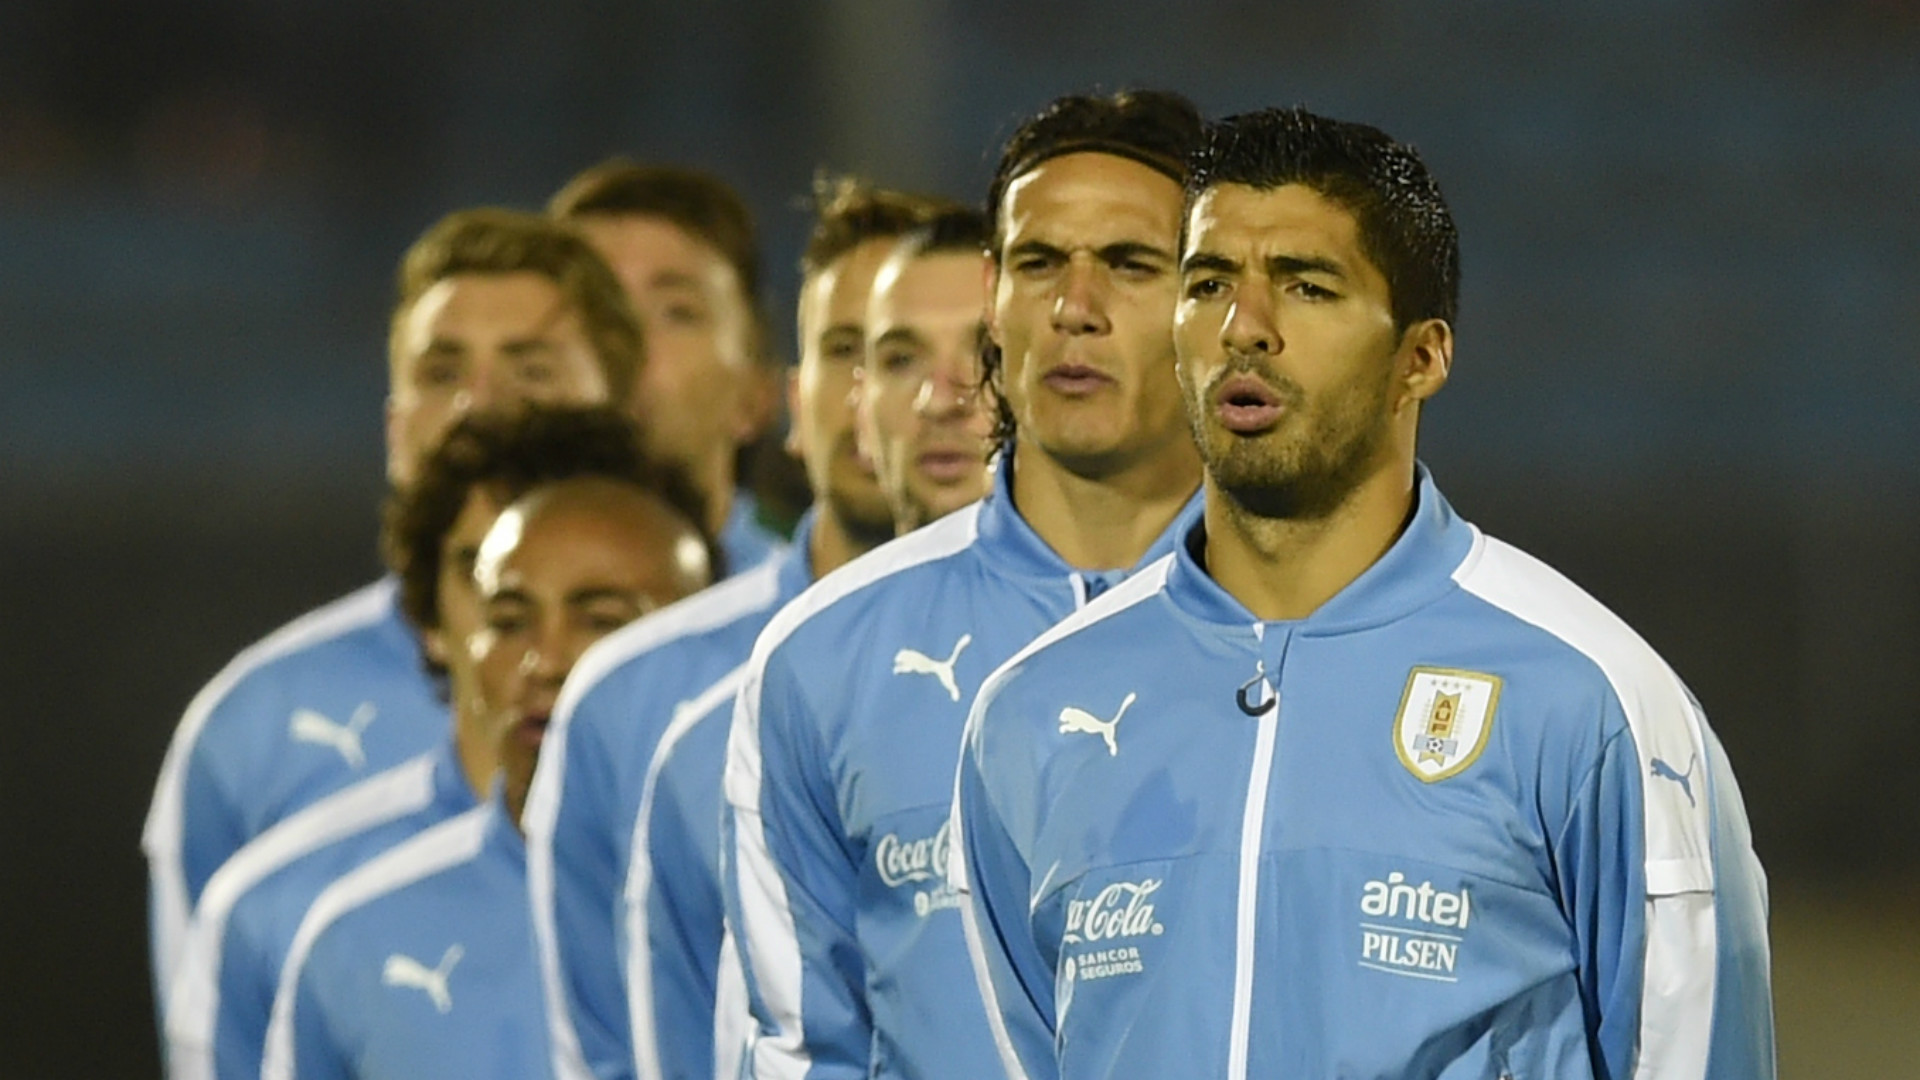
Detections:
[147, 90, 1774, 1080]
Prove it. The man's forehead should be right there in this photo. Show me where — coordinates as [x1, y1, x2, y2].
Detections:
[999, 152, 1184, 240]
[1184, 183, 1364, 256]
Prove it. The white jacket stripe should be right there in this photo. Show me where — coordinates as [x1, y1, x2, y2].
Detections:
[164, 753, 436, 1080]
[625, 664, 748, 1080]
[525, 561, 783, 1080]
[142, 580, 394, 1012]
[261, 806, 490, 1080]
[1453, 530, 1718, 1079]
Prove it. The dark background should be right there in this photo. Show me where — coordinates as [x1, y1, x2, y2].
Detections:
[3, 1, 1916, 1075]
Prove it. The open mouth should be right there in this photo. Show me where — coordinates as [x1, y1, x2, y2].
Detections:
[1214, 374, 1286, 434]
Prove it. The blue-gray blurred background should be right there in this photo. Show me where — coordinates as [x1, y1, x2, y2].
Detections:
[3, 1, 1916, 1075]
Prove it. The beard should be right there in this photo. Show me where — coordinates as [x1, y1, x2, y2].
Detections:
[1187, 356, 1395, 523]
[821, 433, 898, 548]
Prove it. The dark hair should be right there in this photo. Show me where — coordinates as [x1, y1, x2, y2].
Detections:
[801, 173, 962, 279]
[986, 89, 1204, 251]
[549, 160, 770, 364]
[391, 208, 643, 407]
[1187, 107, 1459, 330]
[978, 90, 1205, 457]
[382, 405, 723, 658]
[892, 205, 992, 263]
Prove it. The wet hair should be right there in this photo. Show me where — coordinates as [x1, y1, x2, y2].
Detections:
[979, 89, 1205, 457]
[1186, 107, 1459, 330]
[383, 405, 723, 668]
[800, 172, 962, 279]
[390, 209, 643, 408]
[549, 160, 770, 364]
[890, 204, 992, 264]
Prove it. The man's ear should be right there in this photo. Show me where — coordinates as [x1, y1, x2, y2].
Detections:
[1399, 318, 1453, 409]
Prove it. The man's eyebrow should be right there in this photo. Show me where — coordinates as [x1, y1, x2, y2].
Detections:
[484, 586, 530, 606]
[499, 337, 558, 355]
[1096, 241, 1175, 264]
[1004, 239, 1068, 262]
[871, 326, 927, 351]
[1180, 252, 1240, 276]
[567, 586, 638, 606]
[648, 270, 706, 292]
[1267, 253, 1347, 279]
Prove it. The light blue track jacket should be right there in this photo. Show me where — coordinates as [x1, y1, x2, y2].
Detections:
[725, 458, 1200, 1079]
[164, 738, 476, 1080]
[144, 579, 448, 1020]
[264, 796, 551, 1080]
[722, 491, 790, 578]
[525, 514, 816, 1080]
[953, 468, 1774, 1080]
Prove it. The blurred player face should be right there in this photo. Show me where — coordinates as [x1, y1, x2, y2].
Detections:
[578, 215, 757, 495]
[988, 152, 1189, 478]
[386, 273, 612, 489]
[1174, 183, 1447, 521]
[791, 238, 897, 542]
[470, 478, 712, 823]
[859, 249, 994, 532]
[425, 487, 509, 798]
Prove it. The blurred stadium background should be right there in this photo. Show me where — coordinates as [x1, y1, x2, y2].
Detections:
[2, 1, 1915, 1075]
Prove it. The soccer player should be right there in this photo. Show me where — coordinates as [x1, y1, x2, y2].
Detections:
[525, 181, 971, 1080]
[259, 411, 715, 1080]
[162, 407, 713, 1080]
[724, 90, 1205, 1079]
[551, 160, 789, 574]
[144, 209, 644, 1019]
[952, 107, 1775, 1079]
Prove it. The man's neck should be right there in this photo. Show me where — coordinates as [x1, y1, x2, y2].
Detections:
[453, 722, 493, 806]
[807, 506, 882, 580]
[697, 450, 737, 539]
[1202, 459, 1417, 622]
[1010, 438, 1202, 570]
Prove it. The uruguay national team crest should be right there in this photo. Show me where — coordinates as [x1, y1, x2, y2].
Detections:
[1393, 667, 1502, 782]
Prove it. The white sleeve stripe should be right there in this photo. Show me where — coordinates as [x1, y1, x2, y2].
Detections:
[710, 924, 752, 1080]
[143, 579, 396, 1013]
[625, 665, 748, 1080]
[164, 754, 437, 1079]
[724, 665, 811, 1080]
[260, 806, 490, 1080]
[1452, 531, 1717, 1079]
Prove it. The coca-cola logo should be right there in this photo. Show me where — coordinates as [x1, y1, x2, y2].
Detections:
[1063, 878, 1165, 945]
[874, 819, 952, 888]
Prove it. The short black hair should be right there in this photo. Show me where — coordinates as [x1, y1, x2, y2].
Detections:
[980, 89, 1205, 457]
[1187, 107, 1459, 330]
[800, 173, 962, 279]
[383, 405, 723, 666]
[892, 205, 992, 264]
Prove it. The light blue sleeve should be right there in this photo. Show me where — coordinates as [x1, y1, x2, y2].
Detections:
[1558, 712, 1775, 1080]
[283, 955, 353, 1080]
[953, 696, 1060, 1080]
[723, 646, 869, 1080]
[537, 684, 635, 1080]
[1701, 726, 1776, 1079]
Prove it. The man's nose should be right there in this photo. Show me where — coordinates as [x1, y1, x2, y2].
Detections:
[1051, 257, 1111, 336]
[1221, 290, 1280, 356]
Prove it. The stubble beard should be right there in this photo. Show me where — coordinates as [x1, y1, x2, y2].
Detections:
[1192, 361, 1395, 523]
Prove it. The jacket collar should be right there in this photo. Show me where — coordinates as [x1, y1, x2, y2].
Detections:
[973, 450, 1204, 587]
[1165, 463, 1476, 636]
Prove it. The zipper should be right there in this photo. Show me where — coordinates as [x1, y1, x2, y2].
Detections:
[1227, 625, 1284, 1080]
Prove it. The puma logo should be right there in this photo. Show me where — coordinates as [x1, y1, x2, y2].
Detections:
[382, 944, 463, 1014]
[892, 634, 972, 703]
[1649, 753, 1699, 808]
[1058, 692, 1137, 757]
[289, 703, 377, 768]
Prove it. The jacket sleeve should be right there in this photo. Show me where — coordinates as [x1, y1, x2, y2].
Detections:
[951, 683, 1060, 1080]
[722, 644, 870, 1080]
[526, 680, 632, 1080]
[1558, 699, 1773, 1080]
